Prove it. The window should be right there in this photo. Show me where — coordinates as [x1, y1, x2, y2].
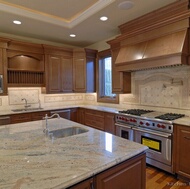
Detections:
[97, 49, 119, 103]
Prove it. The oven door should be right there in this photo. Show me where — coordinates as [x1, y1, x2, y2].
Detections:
[115, 123, 134, 141]
[133, 127, 172, 166]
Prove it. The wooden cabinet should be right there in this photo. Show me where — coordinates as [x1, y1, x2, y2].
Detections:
[43, 45, 73, 93]
[104, 113, 115, 135]
[96, 153, 146, 189]
[31, 111, 50, 121]
[10, 113, 31, 124]
[70, 108, 78, 122]
[85, 109, 104, 131]
[7, 40, 45, 87]
[69, 153, 146, 189]
[68, 178, 94, 189]
[173, 124, 190, 180]
[73, 48, 97, 93]
[107, 42, 131, 94]
[0, 38, 9, 95]
[10, 111, 50, 124]
[77, 108, 85, 124]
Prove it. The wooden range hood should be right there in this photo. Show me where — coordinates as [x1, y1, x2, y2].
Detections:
[108, 0, 190, 72]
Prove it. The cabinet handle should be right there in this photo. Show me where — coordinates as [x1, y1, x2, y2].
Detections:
[184, 136, 190, 140]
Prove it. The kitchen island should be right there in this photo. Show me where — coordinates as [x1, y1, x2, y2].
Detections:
[0, 118, 147, 189]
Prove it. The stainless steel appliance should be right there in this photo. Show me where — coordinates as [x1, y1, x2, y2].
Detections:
[0, 75, 3, 93]
[115, 109, 185, 173]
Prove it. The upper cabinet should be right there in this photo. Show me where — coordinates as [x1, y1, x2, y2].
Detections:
[43, 45, 73, 93]
[7, 40, 45, 87]
[109, 42, 131, 94]
[73, 48, 97, 93]
[0, 38, 9, 95]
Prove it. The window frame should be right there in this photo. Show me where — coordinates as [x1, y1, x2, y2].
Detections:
[97, 49, 119, 104]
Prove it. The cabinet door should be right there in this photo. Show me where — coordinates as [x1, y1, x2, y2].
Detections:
[31, 111, 50, 121]
[73, 58, 86, 92]
[85, 109, 104, 131]
[77, 108, 85, 124]
[10, 113, 31, 124]
[174, 125, 190, 179]
[96, 153, 146, 189]
[104, 113, 115, 135]
[61, 57, 73, 92]
[47, 55, 61, 92]
[70, 108, 78, 122]
[111, 46, 131, 94]
[68, 178, 94, 189]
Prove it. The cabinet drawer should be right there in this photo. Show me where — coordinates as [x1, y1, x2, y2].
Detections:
[32, 111, 50, 121]
[85, 109, 104, 117]
[10, 113, 31, 124]
[85, 114, 104, 130]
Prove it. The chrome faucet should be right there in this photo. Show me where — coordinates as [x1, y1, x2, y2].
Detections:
[43, 113, 60, 135]
[21, 98, 31, 109]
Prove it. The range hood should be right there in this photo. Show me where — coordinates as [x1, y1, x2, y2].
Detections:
[115, 29, 190, 71]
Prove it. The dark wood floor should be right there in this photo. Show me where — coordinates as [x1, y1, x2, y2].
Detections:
[146, 166, 190, 189]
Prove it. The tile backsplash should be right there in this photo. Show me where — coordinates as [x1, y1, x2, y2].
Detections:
[1, 65, 190, 115]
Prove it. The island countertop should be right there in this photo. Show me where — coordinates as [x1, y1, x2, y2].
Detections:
[0, 118, 147, 189]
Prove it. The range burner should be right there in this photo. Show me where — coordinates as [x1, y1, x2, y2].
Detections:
[118, 109, 154, 116]
[155, 113, 185, 121]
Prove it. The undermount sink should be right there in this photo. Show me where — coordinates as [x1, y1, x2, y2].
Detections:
[11, 108, 44, 112]
[48, 127, 88, 139]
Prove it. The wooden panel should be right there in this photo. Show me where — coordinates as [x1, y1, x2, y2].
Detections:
[111, 46, 131, 94]
[10, 113, 31, 124]
[61, 57, 73, 92]
[96, 153, 146, 189]
[70, 108, 78, 122]
[31, 111, 50, 121]
[0, 49, 3, 75]
[104, 113, 115, 135]
[48, 55, 61, 92]
[77, 108, 85, 124]
[85, 109, 104, 130]
[73, 58, 86, 92]
[68, 178, 93, 189]
[174, 125, 190, 180]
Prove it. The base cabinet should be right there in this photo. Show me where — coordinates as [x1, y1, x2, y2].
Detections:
[10, 111, 50, 124]
[84, 109, 105, 131]
[68, 153, 146, 189]
[174, 124, 190, 180]
[104, 113, 115, 135]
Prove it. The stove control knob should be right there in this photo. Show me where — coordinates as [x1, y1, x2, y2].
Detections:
[122, 117, 125, 120]
[161, 125, 166, 129]
[125, 118, 129, 121]
[130, 119, 133, 122]
[133, 119, 137, 123]
[146, 122, 150, 126]
[157, 124, 161, 128]
[140, 121, 144, 125]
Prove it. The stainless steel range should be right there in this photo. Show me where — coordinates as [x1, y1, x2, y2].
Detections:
[115, 109, 185, 173]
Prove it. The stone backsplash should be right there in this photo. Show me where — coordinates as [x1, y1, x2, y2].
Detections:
[0, 66, 190, 115]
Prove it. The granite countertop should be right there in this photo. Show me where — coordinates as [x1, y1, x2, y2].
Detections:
[1, 104, 190, 126]
[0, 105, 122, 116]
[0, 118, 147, 189]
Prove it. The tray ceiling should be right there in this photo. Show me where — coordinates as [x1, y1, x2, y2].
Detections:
[0, 0, 177, 47]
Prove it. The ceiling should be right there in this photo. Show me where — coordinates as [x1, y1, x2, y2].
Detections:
[0, 0, 177, 47]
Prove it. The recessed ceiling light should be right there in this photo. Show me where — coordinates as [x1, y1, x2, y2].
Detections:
[70, 34, 76, 38]
[118, 1, 134, 10]
[13, 20, 21, 25]
[100, 16, 108, 21]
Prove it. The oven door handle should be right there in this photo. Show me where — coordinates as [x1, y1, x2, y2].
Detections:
[133, 127, 172, 138]
[115, 123, 132, 129]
